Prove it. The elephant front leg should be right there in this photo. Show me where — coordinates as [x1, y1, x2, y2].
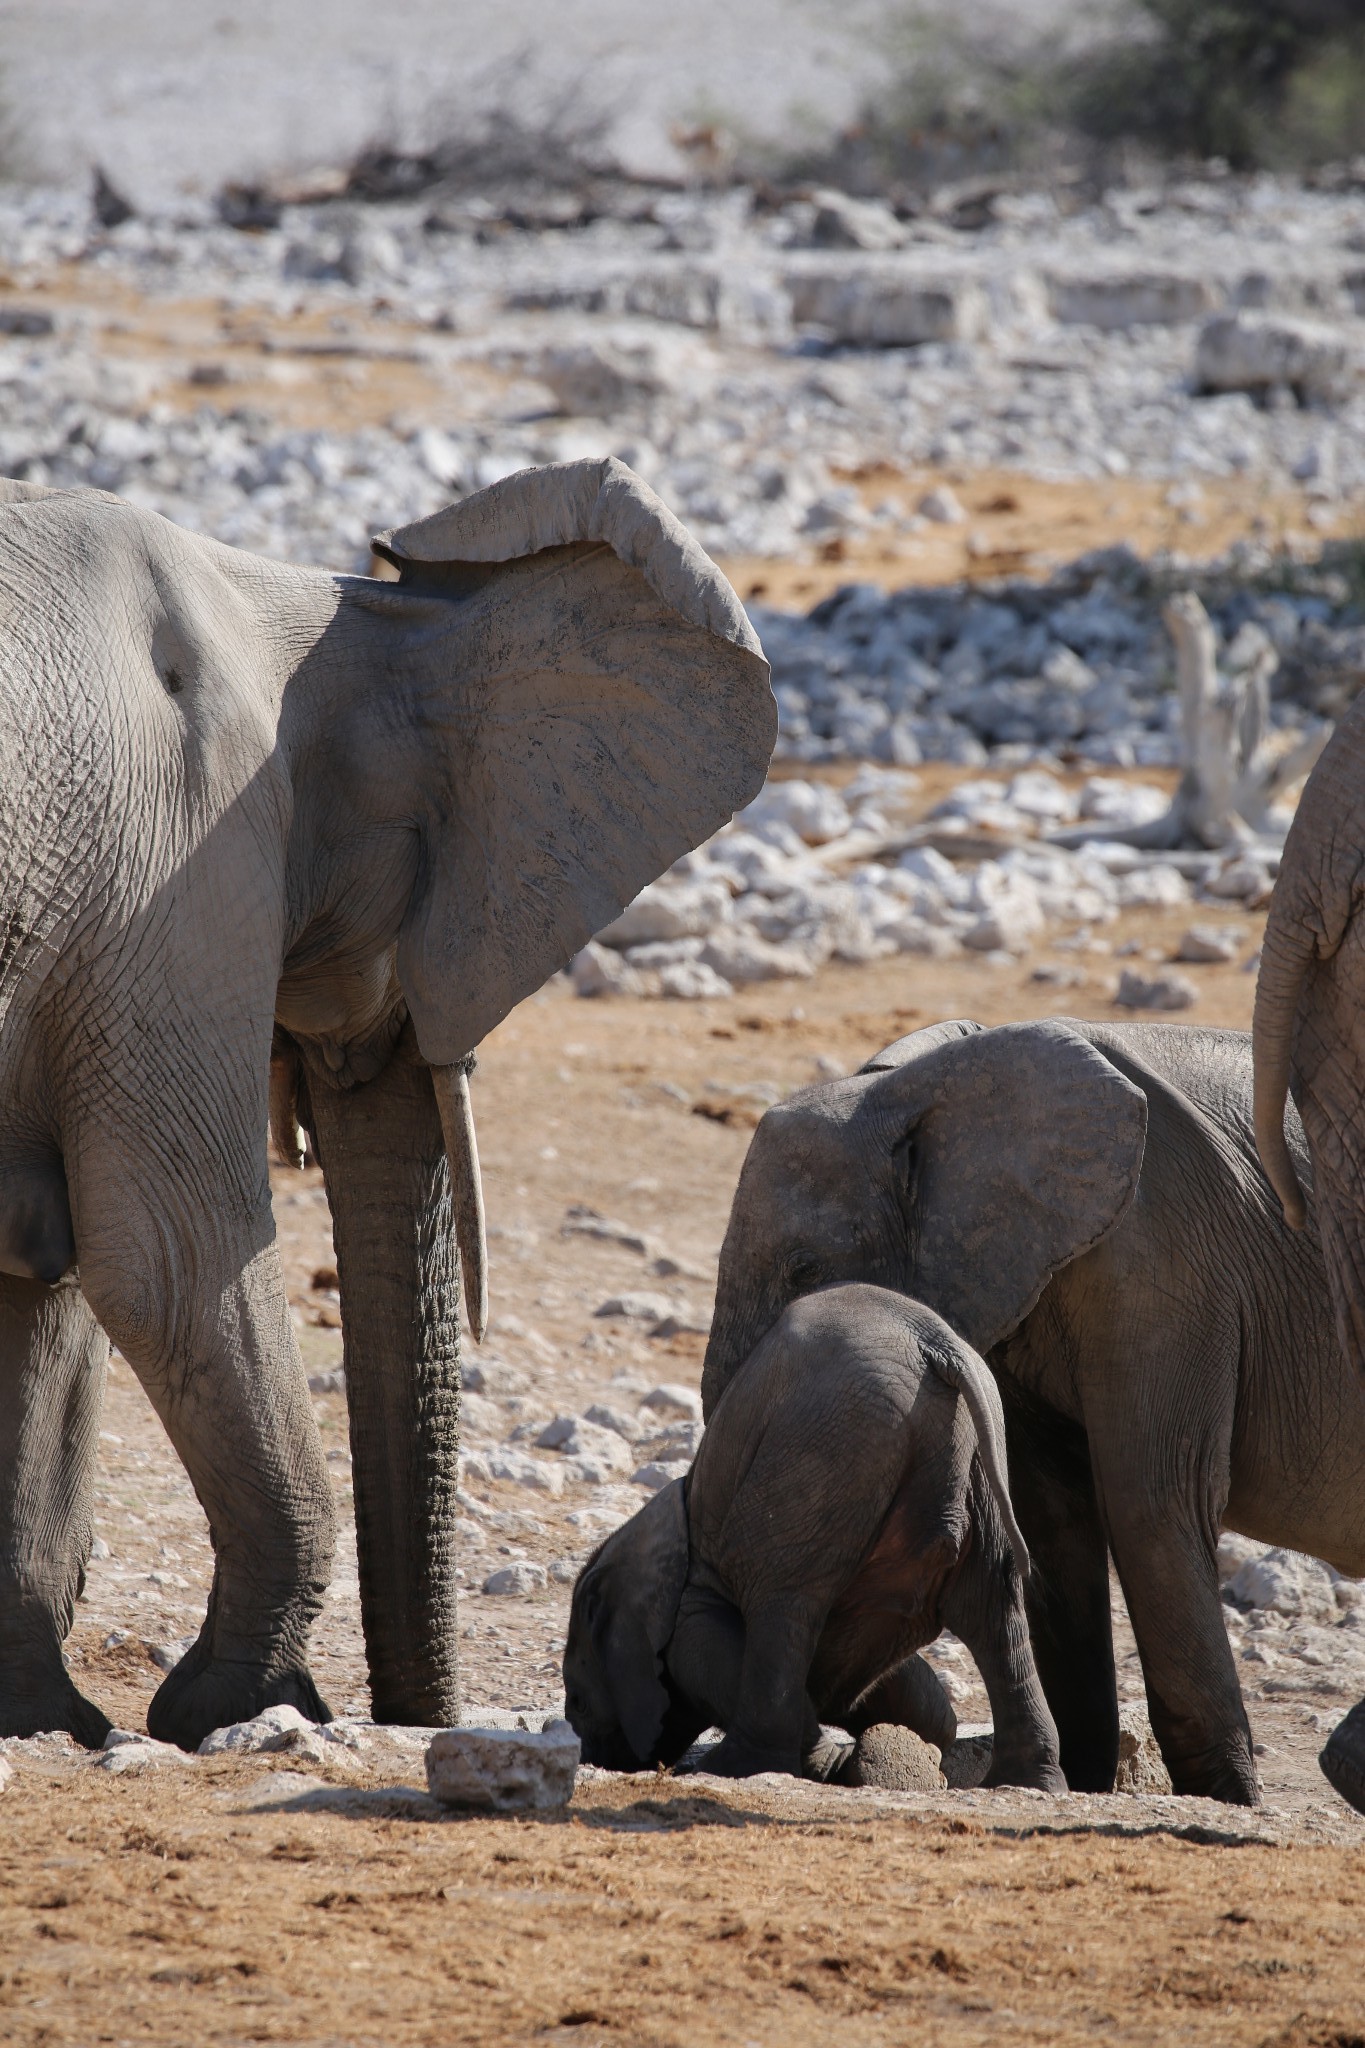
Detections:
[0, 1275, 110, 1745]
[82, 1226, 336, 1753]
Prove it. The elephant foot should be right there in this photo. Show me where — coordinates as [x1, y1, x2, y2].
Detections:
[983, 1754, 1068, 1795]
[147, 1644, 332, 1754]
[705, 1731, 801, 1780]
[1320, 1701, 1365, 1815]
[0, 1677, 111, 1751]
[1166, 1742, 1260, 1807]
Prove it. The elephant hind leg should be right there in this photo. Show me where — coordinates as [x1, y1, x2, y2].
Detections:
[0, 1274, 110, 1746]
[1089, 1425, 1256, 1805]
[1000, 1382, 1118, 1793]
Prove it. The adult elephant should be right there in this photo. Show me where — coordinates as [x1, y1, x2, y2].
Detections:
[703, 1019, 1365, 1808]
[0, 457, 774, 1751]
[1254, 688, 1365, 1811]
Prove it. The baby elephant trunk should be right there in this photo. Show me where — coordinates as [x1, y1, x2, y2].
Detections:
[924, 1336, 1030, 1582]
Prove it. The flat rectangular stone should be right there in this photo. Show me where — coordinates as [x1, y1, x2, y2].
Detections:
[425, 1723, 580, 1812]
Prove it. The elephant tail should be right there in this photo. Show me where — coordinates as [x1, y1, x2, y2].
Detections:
[922, 1328, 1031, 1584]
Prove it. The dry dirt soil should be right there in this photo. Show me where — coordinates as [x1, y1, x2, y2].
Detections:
[6, 768, 1365, 2046]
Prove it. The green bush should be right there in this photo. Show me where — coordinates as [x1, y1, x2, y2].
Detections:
[790, 0, 1365, 192]
[1073, 0, 1365, 167]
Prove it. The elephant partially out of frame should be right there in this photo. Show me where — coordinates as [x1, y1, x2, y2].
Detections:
[1254, 683, 1365, 1812]
[0, 457, 774, 1751]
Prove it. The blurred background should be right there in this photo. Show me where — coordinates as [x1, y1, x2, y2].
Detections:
[0, 0, 1361, 792]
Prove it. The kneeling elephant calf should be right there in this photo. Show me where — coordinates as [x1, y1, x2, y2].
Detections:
[564, 1285, 1064, 1788]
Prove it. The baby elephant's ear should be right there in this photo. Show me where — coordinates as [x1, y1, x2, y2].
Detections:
[590, 1478, 690, 1763]
[377, 459, 775, 1067]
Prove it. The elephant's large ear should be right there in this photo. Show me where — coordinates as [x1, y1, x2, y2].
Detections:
[373, 459, 775, 1065]
[867, 1020, 1148, 1352]
[586, 1478, 690, 1762]
[859, 1018, 982, 1073]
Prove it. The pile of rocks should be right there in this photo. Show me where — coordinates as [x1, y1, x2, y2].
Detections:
[757, 548, 1361, 768]
[1, 167, 1365, 570]
[461, 1371, 703, 1521]
[571, 766, 1267, 1002]
[1219, 1534, 1365, 1702]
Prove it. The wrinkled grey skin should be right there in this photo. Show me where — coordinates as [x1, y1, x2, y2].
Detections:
[1253, 694, 1365, 1812]
[0, 457, 774, 1751]
[704, 1018, 1365, 1808]
[565, 1285, 1063, 1788]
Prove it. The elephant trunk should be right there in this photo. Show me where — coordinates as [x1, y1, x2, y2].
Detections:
[430, 1061, 488, 1343]
[1252, 907, 1313, 1230]
[301, 1024, 462, 1726]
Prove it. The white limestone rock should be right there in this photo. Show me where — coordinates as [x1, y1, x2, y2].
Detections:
[598, 877, 733, 947]
[570, 942, 646, 998]
[426, 1721, 580, 1812]
[1115, 968, 1199, 1012]
[99, 1730, 197, 1773]
[640, 1383, 703, 1422]
[1175, 924, 1242, 964]
[596, 1292, 673, 1324]
[632, 1458, 693, 1491]
[700, 929, 815, 985]
[918, 484, 966, 525]
[660, 960, 735, 1000]
[1196, 311, 1362, 405]
[807, 190, 907, 252]
[197, 1705, 325, 1758]
[482, 1562, 548, 1596]
[786, 267, 989, 347]
[740, 779, 852, 845]
[1051, 270, 1219, 329]
[1226, 1548, 1341, 1626]
[1114, 1701, 1173, 1794]
[533, 332, 718, 415]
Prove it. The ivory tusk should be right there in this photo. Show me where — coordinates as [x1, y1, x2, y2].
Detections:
[269, 1053, 306, 1171]
[430, 1061, 489, 1344]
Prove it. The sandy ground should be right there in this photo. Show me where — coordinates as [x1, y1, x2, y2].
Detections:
[2, 1761, 1364, 2048]
[5, 780, 1363, 2044]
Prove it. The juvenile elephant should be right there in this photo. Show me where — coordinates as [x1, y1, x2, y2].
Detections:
[703, 1018, 1365, 1808]
[565, 1284, 1063, 1788]
[0, 457, 774, 1749]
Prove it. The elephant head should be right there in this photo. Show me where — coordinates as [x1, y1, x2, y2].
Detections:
[1254, 693, 1365, 1372]
[702, 1019, 1147, 1414]
[563, 1477, 694, 1768]
[266, 458, 773, 1722]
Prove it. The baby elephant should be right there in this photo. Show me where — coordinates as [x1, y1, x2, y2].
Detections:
[564, 1285, 1064, 1787]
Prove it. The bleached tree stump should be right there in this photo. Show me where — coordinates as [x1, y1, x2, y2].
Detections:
[1062, 591, 1328, 852]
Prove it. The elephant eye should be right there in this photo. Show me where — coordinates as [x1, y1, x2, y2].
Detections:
[786, 1250, 821, 1290]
